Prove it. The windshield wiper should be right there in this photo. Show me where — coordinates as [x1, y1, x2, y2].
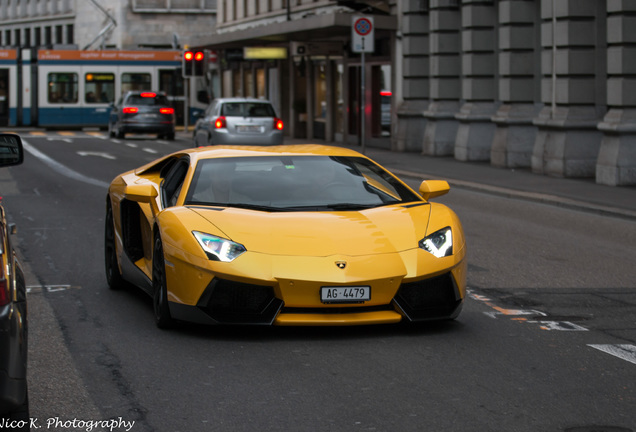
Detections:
[187, 202, 284, 212]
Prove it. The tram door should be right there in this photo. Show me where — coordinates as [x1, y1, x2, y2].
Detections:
[0, 69, 8, 126]
[159, 68, 184, 126]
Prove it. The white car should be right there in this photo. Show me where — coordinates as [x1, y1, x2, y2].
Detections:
[193, 98, 284, 146]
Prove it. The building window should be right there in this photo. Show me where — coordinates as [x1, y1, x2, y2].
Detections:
[314, 62, 327, 121]
[66, 25, 74, 45]
[48, 73, 79, 103]
[55, 25, 63, 44]
[4, 30, 10, 46]
[14, 29, 21, 46]
[85, 73, 115, 103]
[24, 28, 31, 47]
[256, 68, 265, 99]
[35, 27, 41, 46]
[244, 68, 253, 97]
[44, 26, 51, 45]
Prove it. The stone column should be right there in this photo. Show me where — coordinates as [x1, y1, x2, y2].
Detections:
[596, 0, 636, 186]
[423, 0, 461, 156]
[491, 0, 541, 168]
[532, 0, 606, 178]
[393, 0, 430, 152]
[455, 0, 499, 162]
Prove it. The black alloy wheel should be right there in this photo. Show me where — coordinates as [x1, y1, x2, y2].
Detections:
[152, 233, 174, 329]
[104, 200, 125, 290]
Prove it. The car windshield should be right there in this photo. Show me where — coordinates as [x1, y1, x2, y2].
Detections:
[185, 156, 422, 211]
[221, 102, 275, 117]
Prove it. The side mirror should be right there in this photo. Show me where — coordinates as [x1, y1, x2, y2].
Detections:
[0, 134, 24, 168]
[418, 180, 450, 201]
[124, 183, 159, 216]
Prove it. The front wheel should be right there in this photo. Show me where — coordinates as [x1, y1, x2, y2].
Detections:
[105, 200, 126, 290]
[152, 233, 174, 329]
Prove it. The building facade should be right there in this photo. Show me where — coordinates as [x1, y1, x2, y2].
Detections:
[0, 0, 216, 50]
[0, 0, 634, 187]
[198, 0, 635, 187]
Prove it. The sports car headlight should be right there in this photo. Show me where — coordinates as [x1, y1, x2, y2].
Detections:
[193, 231, 246, 262]
[419, 227, 453, 258]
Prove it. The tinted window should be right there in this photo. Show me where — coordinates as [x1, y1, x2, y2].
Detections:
[48, 73, 78, 103]
[221, 102, 275, 117]
[85, 73, 115, 103]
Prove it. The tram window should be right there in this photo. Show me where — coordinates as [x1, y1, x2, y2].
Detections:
[85, 73, 115, 103]
[48, 73, 78, 104]
[121, 73, 151, 93]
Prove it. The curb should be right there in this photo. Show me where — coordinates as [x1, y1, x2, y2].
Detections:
[391, 168, 636, 221]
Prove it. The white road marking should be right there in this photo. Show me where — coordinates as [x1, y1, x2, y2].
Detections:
[588, 344, 636, 365]
[77, 151, 116, 160]
[469, 288, 588, 331]
[22, 140, 110, 189]
[533, 321, 589, 331]
[26, 284, 76, 294]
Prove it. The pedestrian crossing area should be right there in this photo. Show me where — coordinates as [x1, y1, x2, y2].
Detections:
[3, 130, 111, 139]
[1, 129, 187, 140]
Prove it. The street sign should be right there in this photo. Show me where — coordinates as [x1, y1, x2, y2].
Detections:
[352, 16, 374, 53]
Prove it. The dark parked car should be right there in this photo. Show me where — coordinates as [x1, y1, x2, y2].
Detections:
[0, 134, 28, 427]
[108, 91, 176, 140]
[193, 97, 284, 146]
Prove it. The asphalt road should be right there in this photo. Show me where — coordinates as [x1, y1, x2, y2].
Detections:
[1, 131, 634, 432]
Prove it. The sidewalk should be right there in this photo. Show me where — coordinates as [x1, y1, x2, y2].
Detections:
[284, 138, 636, 220]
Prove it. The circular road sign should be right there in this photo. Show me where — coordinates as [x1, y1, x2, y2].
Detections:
[354, 17, 373, 36]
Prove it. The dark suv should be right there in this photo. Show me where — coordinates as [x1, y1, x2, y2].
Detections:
[0, 134, 28, 426]
[108, 91, 176, 140]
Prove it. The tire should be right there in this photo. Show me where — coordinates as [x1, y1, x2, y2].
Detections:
[152, 233, 174, 329]
[167, 132, 175, 141]
[105, 199, 126, 290]
[116, 124, 125, 139]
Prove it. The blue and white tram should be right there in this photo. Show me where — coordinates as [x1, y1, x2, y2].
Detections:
[0, 48, 215, 129]
[33, 49, 184, 128]
[0, 49, 19, 127]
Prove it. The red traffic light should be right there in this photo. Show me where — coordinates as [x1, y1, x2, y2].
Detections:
[194, 51, 204, 61]
[184, 51, 194, 61]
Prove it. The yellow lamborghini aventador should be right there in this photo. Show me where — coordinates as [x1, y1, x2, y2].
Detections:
[104, 145, 466, 328]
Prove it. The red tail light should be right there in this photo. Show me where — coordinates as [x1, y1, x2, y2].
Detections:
[214, 116, 227, 129]
[160, 108, 175, 114]
[123, 107, 138, 114]
[274, 118, 284, 131]
[140, 92, 157, 98]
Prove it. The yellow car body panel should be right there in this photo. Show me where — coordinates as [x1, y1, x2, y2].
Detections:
[106, 145, 467, 327]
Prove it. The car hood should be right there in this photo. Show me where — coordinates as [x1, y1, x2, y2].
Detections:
[189, 204, 431, 257]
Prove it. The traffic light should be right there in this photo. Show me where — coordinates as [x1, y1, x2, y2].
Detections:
[183, 50, 207, 77]
[183, 51, 194, 77]
[193, 51, 206, 76]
